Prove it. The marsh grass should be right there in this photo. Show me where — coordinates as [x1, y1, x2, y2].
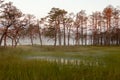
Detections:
[0, 46, 120, 80]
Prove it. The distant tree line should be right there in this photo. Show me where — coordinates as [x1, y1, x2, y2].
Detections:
[0, 0, 120, 47]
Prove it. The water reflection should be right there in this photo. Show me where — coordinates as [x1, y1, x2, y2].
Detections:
[26, 56, 100, 66]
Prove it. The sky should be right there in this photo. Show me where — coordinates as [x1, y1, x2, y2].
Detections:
[5, 0, 120, 19]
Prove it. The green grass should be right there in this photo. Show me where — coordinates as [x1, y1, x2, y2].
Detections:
[0, 46, 120, 80]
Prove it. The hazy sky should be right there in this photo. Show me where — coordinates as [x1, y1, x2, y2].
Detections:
[6, 0, 120, 18]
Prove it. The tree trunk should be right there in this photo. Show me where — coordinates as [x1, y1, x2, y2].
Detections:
[38, 26, 42, 46]
[0, 28, 8, 47]
[30, 34, 33, 46]
[81, 20, 84, 46]
[38, 31, 42, 46]
[4, 33, 7, 47]
[67, 27, 71, 46]
[54, 25, 57, 46]
[54, 33, 57, 46]
[0, 33, 5, 46]
[63, 22, 66, 46]
[58, 23, 61, 46]
[75, 27, 79, 45]
[0, 23, 13, 46]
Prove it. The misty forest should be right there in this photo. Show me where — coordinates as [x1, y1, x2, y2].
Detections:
[0, 0, 120, 47]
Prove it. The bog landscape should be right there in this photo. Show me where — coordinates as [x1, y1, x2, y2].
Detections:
[0, 0, 120, 80]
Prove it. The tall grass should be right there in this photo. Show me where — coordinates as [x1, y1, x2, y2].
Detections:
[0, 46, 120, 80]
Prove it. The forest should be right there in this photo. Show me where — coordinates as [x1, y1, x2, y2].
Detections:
[0, 0, 120, 47]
